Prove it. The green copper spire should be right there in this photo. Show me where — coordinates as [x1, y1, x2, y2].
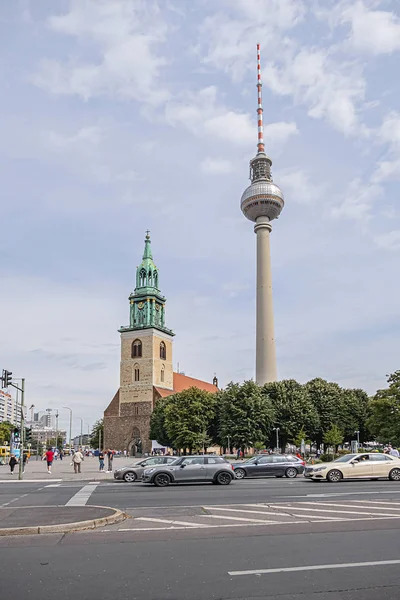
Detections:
[119, 231, 174, 336]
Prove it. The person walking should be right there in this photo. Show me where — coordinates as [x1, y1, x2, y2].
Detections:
[99, 450, 105, 472]
[9, 454, 17, 474]
[72, 448, 84, 474]
[106, 449, 114, 473]
[23, 452, 28, 473]
[45, 447, 54, 473]
[59, 450, 63, 461]
[389, 445, 400, 458]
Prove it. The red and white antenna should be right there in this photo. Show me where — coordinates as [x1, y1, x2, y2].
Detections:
[256, 43, 265, 154]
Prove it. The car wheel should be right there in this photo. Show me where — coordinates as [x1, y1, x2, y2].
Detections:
[123, 471, 137, 483]
[389, 468, 400, 481]
[285, 467, 298, 478]
[153, 473, 171, 487]
[216, 471, 233, 485]
[234, 468, 246, 480]
[326, 469, 342, 483]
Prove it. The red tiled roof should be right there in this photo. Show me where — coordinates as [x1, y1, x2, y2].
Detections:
[154, 373, 218, 399]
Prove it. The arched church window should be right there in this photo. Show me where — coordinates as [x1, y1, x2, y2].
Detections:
[140, 269, 146, 287]
[148, 269, 152, 286]
[134, 367, 140, 382]
[161, 365, 165, 383]
[154, 271, 158, 288]
[160, 341, 166, 360]
[132, 339, 142, 358]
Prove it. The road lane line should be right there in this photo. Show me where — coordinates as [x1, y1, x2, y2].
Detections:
[285, 501, 400, 516]
[228, 558, 400, 576]
[45, 484, 61, 488]
[65, 483, 99, 506]
[351, 500, 400, 507]
[200, 514, 279, 523]
[135, 517, 209, 528]
[204, 506, 343, 521]
[270, 505, 395, 517]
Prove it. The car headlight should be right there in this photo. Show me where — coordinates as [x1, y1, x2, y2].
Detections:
[144, 468, 156, 475]
[311, 467, 326, 472]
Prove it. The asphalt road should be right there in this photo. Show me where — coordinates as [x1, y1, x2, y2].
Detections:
[2, 478, 400, 599]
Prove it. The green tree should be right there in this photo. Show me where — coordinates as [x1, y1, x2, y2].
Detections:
[293, 427, 311, 450]
[90, 419, 104, 449]
[149, 398, 174, 448]
[339, 388, 371, 443]
[219, 381, 274, 455]
[262, 380, 320, 450]
[0, 421, 13, 445]
[305, 378, 343, 449]
[323, 425, 344, 453]
[367, 371, 400, 446]
[163, 387, 218, 453]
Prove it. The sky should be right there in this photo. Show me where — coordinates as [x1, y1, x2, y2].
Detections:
[1, 0, 399, 436]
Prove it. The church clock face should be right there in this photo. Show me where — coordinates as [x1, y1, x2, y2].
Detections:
[138, 302, 144, 310]
[155, 303, 160, 311]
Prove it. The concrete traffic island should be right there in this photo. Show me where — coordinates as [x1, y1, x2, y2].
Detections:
[0, 505, 126, 536]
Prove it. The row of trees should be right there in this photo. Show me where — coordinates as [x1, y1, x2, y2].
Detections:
[150, 376, 376, 454]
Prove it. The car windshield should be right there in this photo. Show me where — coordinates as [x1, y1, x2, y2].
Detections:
[243, 457, 258, 463]
[333, 454, 357, 463]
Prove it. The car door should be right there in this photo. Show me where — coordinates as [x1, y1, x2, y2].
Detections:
[369, 454, 394, 477]
[347, 454, 373, 478]
[254, 456, 275, 476]
[174, 457, 207, 482]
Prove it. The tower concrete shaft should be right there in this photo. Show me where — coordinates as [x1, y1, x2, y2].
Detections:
[254, 217, 277, 384]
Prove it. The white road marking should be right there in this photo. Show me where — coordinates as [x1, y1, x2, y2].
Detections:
[45, 484, 61, 488]
[351, 499, 400, 507]
[0, 479, 62, 483]
[1, 493, 28, 507]
[135, 517, 209, 528]
[271, 505, 397, 517]
[287, 501, 400, 515]
[204, 506, 343, 521]
[200, 514, 279, 524]
[228, 558, 400, 577]
[65, 483, 99, 506]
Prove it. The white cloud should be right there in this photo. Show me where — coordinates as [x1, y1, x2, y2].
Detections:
[278, 168, 324, 204]
[47, 126, 103, 150]
[331, 177, 383, 221]
[372, 112, 400, 182]
[340, 1, 400, 55]
[200, 157, 233, 175]
[374, 230, 400, 251]
[32, 0, 170, 105]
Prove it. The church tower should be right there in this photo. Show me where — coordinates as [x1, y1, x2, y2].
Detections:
[105, 232, 174, 455]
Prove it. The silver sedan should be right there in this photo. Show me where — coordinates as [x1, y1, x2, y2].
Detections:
[114, 456, 177, 482]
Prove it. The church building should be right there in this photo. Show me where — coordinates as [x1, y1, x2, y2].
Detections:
[104, 233, 218, 455]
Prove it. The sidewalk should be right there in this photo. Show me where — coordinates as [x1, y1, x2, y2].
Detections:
[0, 455, 139, 482]
[0, 505, 126, 535]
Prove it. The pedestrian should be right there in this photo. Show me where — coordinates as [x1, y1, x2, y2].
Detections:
[99, 449, 105, 472]
[72, 447, 84, 474]
[59, 450, 63, 461]
[9, 454, 17, 474]
[45, 447, 54, 473]
[106, 449, 114, 473]
[23, 452, 28, 473]
[389, 446, 400, 458]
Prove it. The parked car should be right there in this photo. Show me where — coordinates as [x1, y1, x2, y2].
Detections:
[233, 454, 305, 479]
[304, 453, 400, 482]
[142, 455, 235, 487]
[114, 456, 176, 482]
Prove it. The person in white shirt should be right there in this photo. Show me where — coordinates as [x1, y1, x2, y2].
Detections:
[72, 448, 84, 473]
[389, 445, 400, 458]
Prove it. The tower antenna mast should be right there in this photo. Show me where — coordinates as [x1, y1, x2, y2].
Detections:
[256, 43, 265, 154]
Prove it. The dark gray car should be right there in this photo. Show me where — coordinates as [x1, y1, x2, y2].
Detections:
[114, 456, 176, 482]
[142, 455, 234, 487]
[233, 455, 305, 479]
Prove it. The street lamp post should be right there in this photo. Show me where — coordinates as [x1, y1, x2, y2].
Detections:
[63, 407, 72, 454]
[273, 427, 280, 453]
[355, 430, 360, 445]
[55, 411, 59, 451]
[77, 417, 83, 448]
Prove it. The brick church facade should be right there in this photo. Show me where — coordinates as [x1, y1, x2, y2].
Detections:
[104, 233, 217, 455]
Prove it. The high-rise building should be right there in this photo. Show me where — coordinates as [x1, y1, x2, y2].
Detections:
[0, 388, 21, 425]
[104, 233, 218, 455]
[240, 44, 285, 385]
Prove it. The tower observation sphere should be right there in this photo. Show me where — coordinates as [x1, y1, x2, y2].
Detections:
[241, 44, 285, 385]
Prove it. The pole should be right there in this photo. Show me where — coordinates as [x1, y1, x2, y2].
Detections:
[99, 427, 102, 452]
[18, 379, 25, 481]
[55, 412, 59, 451]
[79, 418, 83, 447]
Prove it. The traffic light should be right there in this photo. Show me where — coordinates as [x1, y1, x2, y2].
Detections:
[1, 370, 12, 387]
[25, 427, 32, 443]
[13, 428, 20, 442]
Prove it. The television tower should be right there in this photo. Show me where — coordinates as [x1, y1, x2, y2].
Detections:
[240, 44, 285, 385]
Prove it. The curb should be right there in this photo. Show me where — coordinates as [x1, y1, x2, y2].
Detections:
[0, 506, 126, 536]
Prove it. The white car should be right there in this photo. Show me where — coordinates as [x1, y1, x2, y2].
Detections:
[304, 453, 400, 483]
